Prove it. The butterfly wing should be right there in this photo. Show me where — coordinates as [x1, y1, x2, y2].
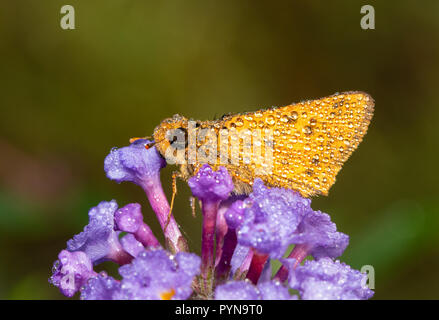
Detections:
[220, 91, 374, 197]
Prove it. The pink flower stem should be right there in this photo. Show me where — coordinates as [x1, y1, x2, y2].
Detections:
[141, 176, 188, 253]
[200, 200, 219, 293]
[238, 249, 254, 276]
[215, 229, 237, 280]
[274, 244, 310, 282]
[246, 250, 269, 284]
[214, 202, 235, 279]
[134, 223, 161, 248]
[107, 237, 134, 265]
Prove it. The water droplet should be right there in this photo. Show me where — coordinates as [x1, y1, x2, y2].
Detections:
[291, 111, 298, 120]
[265, 115, 275, 126]
[303, 126, 313, 135]
[312, 156, 319, 165]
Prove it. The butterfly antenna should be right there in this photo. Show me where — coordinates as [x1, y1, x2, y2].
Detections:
[129, 136, 153, 143]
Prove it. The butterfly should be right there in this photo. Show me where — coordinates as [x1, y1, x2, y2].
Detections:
[149, 91, 374, 202]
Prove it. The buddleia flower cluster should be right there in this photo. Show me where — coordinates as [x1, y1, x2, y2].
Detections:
[49, 139, 373, 300]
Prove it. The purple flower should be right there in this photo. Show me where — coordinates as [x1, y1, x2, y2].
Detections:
[66, 200, 132, 265]
[51, 137, 374, 300]
[215, 281, 260, 300]
[80, 273, 121, 300]
[114, 203, 161, 248]
[115, 249, 201, 300]
[273, 205, 349, 282]
[114, 203, 144, 233]
[291, 210, 349, 259]
[215, 280, 293, 300]
[104, 139, 166, 186]
[120, 234, 145, 257]
[104, 140, 185, 253]
[188, 164, 234, 202]
[188, 165, 234, 292]
[235, 179, 310, 258]
[287, 257, 374, 300]
[258, 281, 297, 300]
[224, 200, 246, 229]
[49, 250, 96, 297]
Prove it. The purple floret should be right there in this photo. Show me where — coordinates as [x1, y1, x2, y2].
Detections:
[66, 200, 132, 265]
[49, 250, 96, 297]
[291, 210, 349, 259]
[215, 281, 260, 300]
[114, 203, 143, 233]
[104, 139, 166, 185]
[114, 203, 161, 249]
[175, 250, 202, 278]
[80, 273, 121, 300]
[215, 280, 293, 300]
[288, 257, 374, 300]
[236, 179, 310, 258]
[115, 249, 200, 300]
[224, 200, 246, 229]
[188, 164, 234, 202]
[258, 281, 296, 300]
[120, 234, 145, 257]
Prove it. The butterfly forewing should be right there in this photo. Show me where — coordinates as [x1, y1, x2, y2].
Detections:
[220, 91, 374, 197]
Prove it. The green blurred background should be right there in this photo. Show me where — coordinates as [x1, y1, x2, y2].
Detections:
[0, 0, 438, 299]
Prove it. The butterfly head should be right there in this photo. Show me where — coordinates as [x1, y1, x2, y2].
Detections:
[153, 114, 189, 160]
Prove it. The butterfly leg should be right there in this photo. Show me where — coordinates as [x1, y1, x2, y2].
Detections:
[164, 171, 183, 231]
[226, 168, 254, 195]
[189, 196, 197, 218]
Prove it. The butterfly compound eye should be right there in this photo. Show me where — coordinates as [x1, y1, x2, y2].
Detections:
[166, 127, 188, 150]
